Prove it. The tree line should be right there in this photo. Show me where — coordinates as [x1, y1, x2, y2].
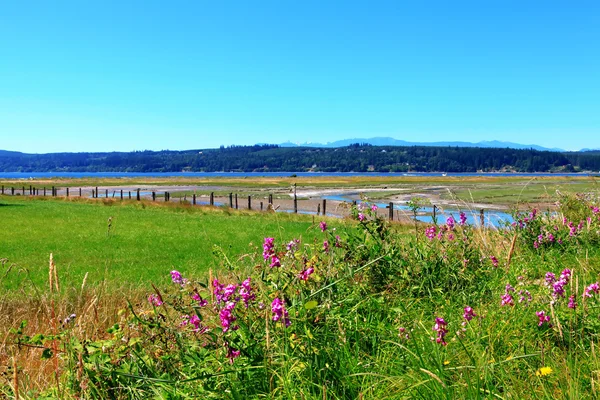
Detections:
[1, 144, 599, 173]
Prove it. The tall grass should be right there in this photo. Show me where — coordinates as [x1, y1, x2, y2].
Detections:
[1, 192, 600, 398]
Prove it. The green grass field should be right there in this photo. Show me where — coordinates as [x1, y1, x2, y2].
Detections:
[0, 196, 324, 292]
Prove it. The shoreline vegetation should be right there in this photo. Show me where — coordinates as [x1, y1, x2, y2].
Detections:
[2, 144, 600, 173]
[1, 190, 600, 398]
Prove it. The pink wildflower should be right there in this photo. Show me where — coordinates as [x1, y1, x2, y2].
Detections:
[433, 317, 448, 346]
[536, 310, 551, 327]
[271, 297, 291, 327]
[148, 294, 163, 307]
[319, 221, 327, 232]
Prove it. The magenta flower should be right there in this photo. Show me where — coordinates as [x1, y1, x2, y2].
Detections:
[286, 239, 300, 252]
[490, 256, 499, 268]
[263, 237, 275, 260]
[358, 213, 366, 222]
[536, 310, 551, 327]
[148, 294, 163, 307]
[191, 292, 208, 307]
[270, 255, 281, 268]
[518, 290, 532, 304]
[583, 282, 600, 298]
[334, 235, 342, 248]
[459, 212, 467, 226]
[501, 284, 515, 307]
[319, 221, 327, 232]
[446, 216, 455, 230]
[371, 204, 378, 212]
[271, 297, 291, 327]
[323, 240, 330, 253]
[463, 306, 477, 322]
[298, 267, 315, 281]
[568, 295, 577, 309]
[239, 278, 255, 308]
[425, 226, 437, 241]
[219, 301, 238, 332]
[225, 342, 241, 364]
[433, 317, 448, 346]
[170, 270, 184, 284]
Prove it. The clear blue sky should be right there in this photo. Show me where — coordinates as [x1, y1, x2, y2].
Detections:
[1, 1, 598, 153]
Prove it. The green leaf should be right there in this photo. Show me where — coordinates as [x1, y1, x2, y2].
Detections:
[41, 348, 53, 359]
[304, 300, 318, 310]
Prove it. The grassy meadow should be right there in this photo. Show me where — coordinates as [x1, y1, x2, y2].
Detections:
[1, 187, 600, 399]
[0, 196, 323, 292]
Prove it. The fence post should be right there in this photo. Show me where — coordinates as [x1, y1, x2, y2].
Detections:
[22, 186, 25, 195]
[480, 209, 485, 227]
[235, 194, 238, 209]
[120, 190, 123, 200]
[269, 194, 273, 204]
[29, 185, 32, 195]
[66, 187, 69, 197]
[248, 195, 251, 210]
[432, 205, 437, 223]
[192, 194, 196, 205]
[260, 201, 263, 211]
[317, 203, 321, 215]
[79, 188, 82, 197]
[11, 187, 15, 195]
[229, 193, 233, 208]
[152, 192, 155, 201]
[322, 199, 326, 216]
[389, 202, 394, 221]
[52, 186, 55, 197]
[136, 189, 140, 201]
[293, 183, 297, 214]
[210, 192, 214, 206]
[95, 187, 98, 198]
[128, 191, 131, 199]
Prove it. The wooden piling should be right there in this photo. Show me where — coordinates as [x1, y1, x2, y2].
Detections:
[322, 199, 327, 216]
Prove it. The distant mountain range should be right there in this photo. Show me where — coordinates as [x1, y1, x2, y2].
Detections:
[277, 137, 566, 152]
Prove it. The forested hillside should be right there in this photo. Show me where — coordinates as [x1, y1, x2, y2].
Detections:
[0, 144, 599, 173]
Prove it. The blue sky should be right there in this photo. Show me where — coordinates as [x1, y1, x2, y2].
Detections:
[0, 1, 598, 153]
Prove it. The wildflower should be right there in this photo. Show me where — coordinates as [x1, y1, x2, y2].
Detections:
[446, 216, 455, 230]
[501, 284, 515, 307]
[583, 282, 600, 298]
[358, 213, 366, 222]
[536, 311, 551, 327]
[323, 240, 330, 253]
[371, 204, 378, 212]
[263, 237, 275, 260]
[270, 255, 281, 268]
[518, 290, 532, 304]
[219, 301, 238, 332]
[334, 235, 342, 248]
[459, 212, 467, 226]
[223, 284, 238, 302]
[592, 206, 600, 215]
[286, 239, 300, 252]
[225, 343, 241, 364]
[191, 292, 208, 307]
[170, 270, 184, 285]
[63, 313, 77, 325]
[398, 327, 409, 340]
[545, 272, 556, 286]
[319, 221, 327, 232]
[463, 306, 477, 323]
[239, 278, 255, 307]
[425, 226, 437, 240]
[447, 233, 455, 241]
[298, 267, 315, 281]
[533, 240, 539, 249]
[433, 317, 448, 346]
[271, 297, 291, 327]
[213, 279, 225, 303]
[490, 255, 499, 268]
[536, 366, 553, 377]
[568, 295, 577, 309]
[148, 294, 163, 307]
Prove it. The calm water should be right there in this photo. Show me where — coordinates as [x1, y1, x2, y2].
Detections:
[0, 171, 593, 179]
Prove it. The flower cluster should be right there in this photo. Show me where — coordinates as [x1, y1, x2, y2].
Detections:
[536, 310, 551, 327]
[191, 292, 208, 307]
[171, 270, 185, 285]
[298, 267, 315, 281]
[319, 221, 327, 232]
[459, 212, 467, 226]
[271, 297, 291, 327]
[583, 282, 600, 298]
[181, 314, 208, 333]
[463, 306, 476, 323]
[433, 317, 448, 346]
[545, 269, 571, 299]
[148, 294, 163, 307]
[501, 284, 515, 307]
[425, 226, 437, 241]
